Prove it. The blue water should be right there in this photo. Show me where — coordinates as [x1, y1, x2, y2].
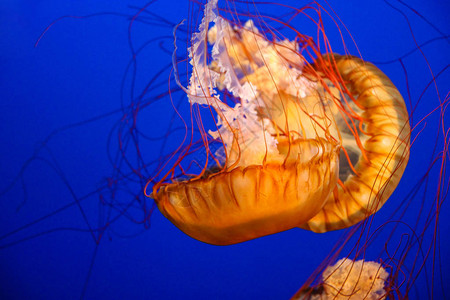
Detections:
[1, 1, 449, 299]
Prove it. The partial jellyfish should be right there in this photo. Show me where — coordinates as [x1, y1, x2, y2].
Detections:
[294, 258, 390, 300]
[0, 0, 448, 299]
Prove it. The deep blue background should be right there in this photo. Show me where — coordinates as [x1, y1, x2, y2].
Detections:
[0, 1, 449, 299]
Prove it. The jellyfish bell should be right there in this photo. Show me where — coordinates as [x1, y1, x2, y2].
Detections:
[293, 258, 390, 300]
[153, 140, 339, 245]
[147, 0, 410, 245]
[301, 55, 411, 233]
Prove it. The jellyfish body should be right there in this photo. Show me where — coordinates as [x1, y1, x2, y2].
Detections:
[155, 139, 339, 245]
[294, 259, 390, 300]
[150, 0, 410, 245]
[300, 55, 410, 233]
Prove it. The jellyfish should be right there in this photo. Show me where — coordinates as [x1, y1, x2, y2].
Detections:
[294, 258, 390, 300]
[148, 0, 410, 245]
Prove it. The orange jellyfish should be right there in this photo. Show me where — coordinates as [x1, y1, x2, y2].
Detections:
[146, 0, 411, 245]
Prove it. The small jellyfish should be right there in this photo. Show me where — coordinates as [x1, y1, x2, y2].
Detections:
[294, 259, 389, 300]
